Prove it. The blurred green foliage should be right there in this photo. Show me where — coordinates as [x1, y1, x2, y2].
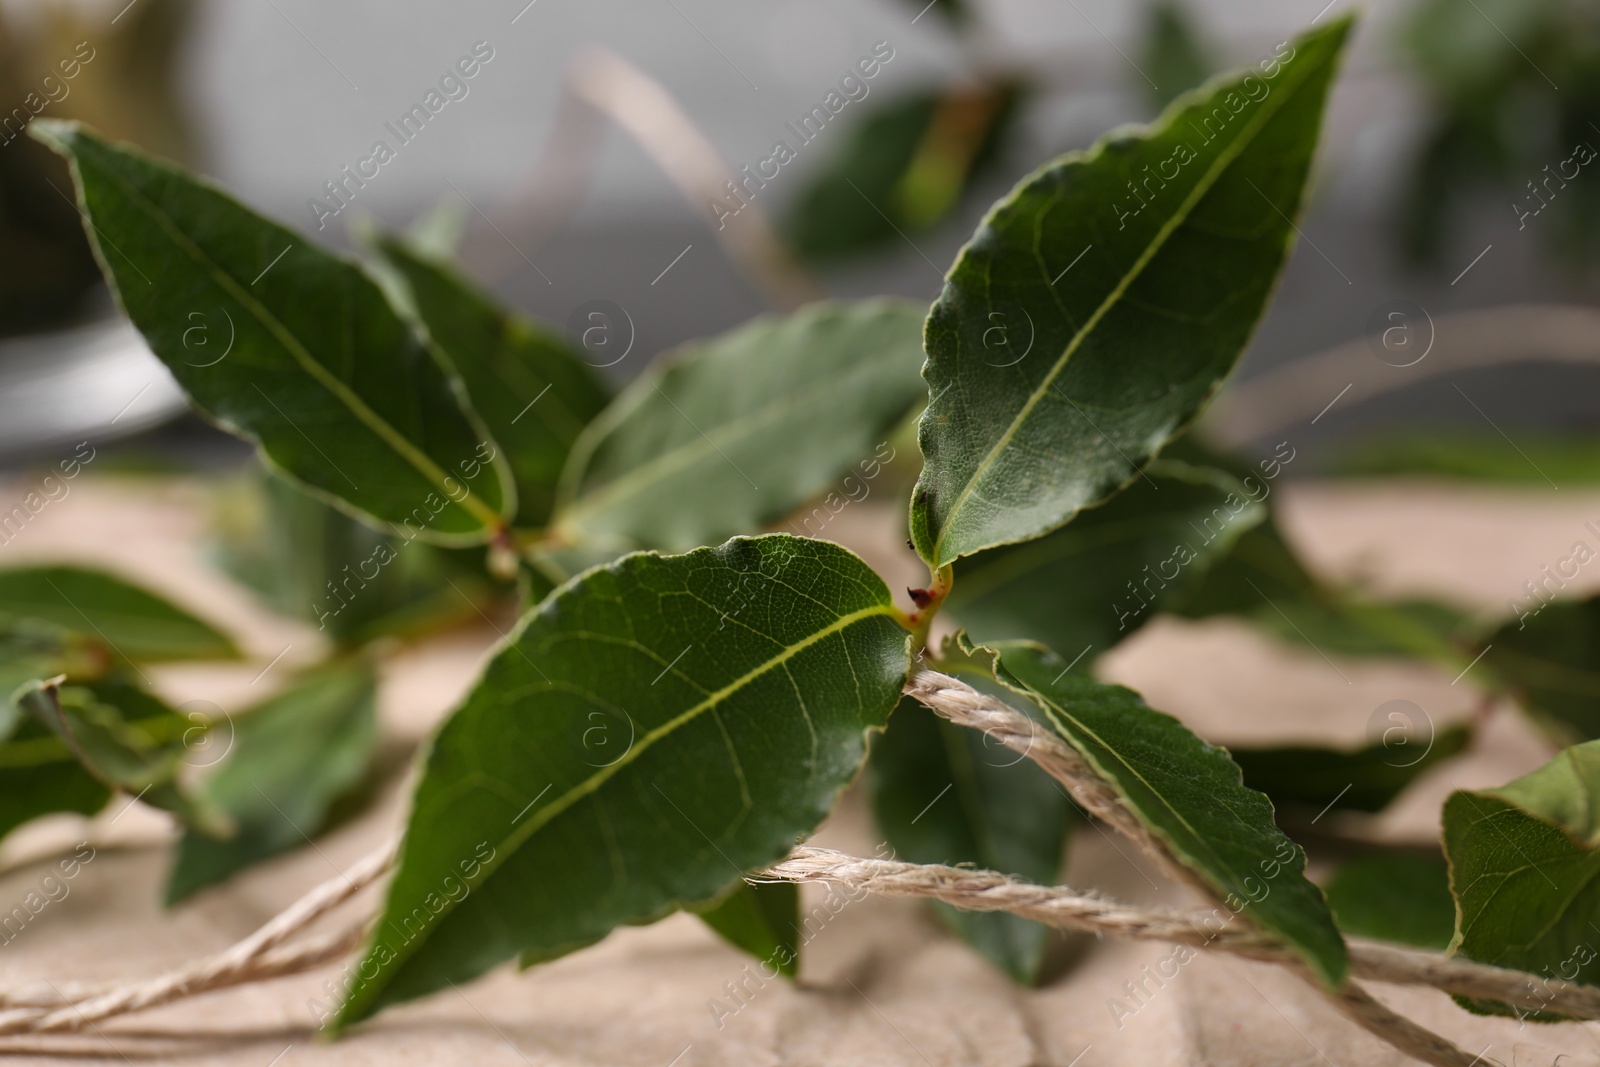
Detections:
[784, 83, 1023, 262]
[210, 469, 501, 647]
[1324, 853, 1455, 950]
[1139, 1, 1215, 111]
[1331, 432, 1600, 485]
[1400, 0, 1600, 269]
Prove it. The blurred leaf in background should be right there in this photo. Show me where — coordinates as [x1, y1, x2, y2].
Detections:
[1323, 852, 1455, 950]
[0, 0, 198, 334]
[784, 82, 1023, 263]
[14, 677, 226, 836]
[1484, 594, 1600, 743]
[693, 881, 800, 979]
[1400, 0, 1600, 270]
[211, 469, 499, 647]
[0, 618, 81, 706]
[0, 564, 237, 662]
[1330, 432, 1600, 485]
[1164, 440, 1482, 669]
[1231, 724, 1473, 818]
[896, 0, 973, 29]
[166, 661, 378, 903]
[1139, 1, 1216, 111]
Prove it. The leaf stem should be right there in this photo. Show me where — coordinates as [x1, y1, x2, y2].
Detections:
[486, 525, 520, 582]
[901, 564, 954, 660]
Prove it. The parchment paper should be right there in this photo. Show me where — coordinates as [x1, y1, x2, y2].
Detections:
[0, 473, 1595, 1066]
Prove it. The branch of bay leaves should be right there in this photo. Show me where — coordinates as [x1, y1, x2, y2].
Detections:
[29, 113, 939, 969]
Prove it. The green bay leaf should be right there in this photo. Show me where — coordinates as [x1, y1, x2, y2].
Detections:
[1323, 852, 1454, 951]
[1231, 725, 1472, 817]
[946, 459, 1264, 660]
[784, 86, 1022, 262]
[1331, 432, 1600, 485]
[0, 565, 236, 662]
[0, 671, 210, 846]
[910, 18, 1353, 567]
[987, 639, 1348, 987]
[372, 239, 610, 530]
[0, 705, 110, 843]
[1484, 594, 1600, 743]
[1156, 461, 1479, 668]
[32, 121, 513, 544]
[553, 299, 926, 551]
[336, 535, 908, 1025]
[1443, 740, 1600, 1019]
[166, 661, 377, 903]
[1141, 1, 1216, 111]
[15, 677, 226, 835]
[694, 880, 800, 978]
[212, 468, 498, 646]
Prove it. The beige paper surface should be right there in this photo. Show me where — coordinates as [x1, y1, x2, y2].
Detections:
[0, 474, 1595, 1066]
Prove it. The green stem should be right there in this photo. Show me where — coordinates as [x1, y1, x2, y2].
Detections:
[900, 564, 954, 662]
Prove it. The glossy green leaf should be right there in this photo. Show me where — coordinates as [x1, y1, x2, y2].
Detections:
[371, 238, 610, 530]
[869, 693, 1073, 983]
[211, 468, 498, 646]
[0, 565, 236, 662]
[946, 459, 1265, 661]
[694, 881, 800, 978]
[1484, 594, 1600, 742]
[1323, 853, 1454, 951]
[909, 18, 1353, 568]
[166, 661, 377, 904]
[335, 535, 909, 1025]
[1231, 725, 1472, 817]
[15, 677, 225, 835]
[553, 300, 927, 551]
[784, 86, 1021, 262]
[32, 120, 513, 544]
[1443, 740, 1600, 1019]
[987, 639, 1348, 987]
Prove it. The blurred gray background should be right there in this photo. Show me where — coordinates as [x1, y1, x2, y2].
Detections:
[3, 0, 1596, 470]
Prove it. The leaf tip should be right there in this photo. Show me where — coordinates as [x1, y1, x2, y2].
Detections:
[26, 117, 80, 153]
